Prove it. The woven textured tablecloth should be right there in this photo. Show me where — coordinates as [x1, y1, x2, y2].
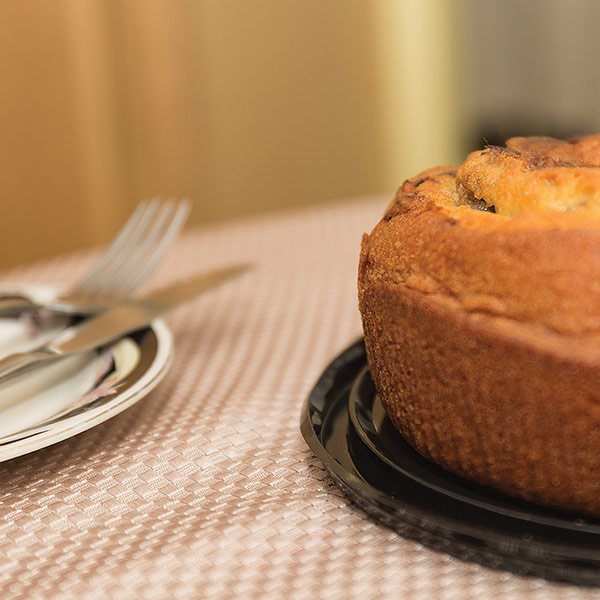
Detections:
[0, 198, 597, 599]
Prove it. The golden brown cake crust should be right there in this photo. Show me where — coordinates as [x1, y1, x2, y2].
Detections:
[358, 133, 600, 516]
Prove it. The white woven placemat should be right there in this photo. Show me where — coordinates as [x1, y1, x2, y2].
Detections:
[0, 198, 597, 599]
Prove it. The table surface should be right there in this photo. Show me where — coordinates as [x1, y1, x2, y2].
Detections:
[0, 198, 597, 599]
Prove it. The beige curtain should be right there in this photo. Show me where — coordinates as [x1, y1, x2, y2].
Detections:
[0, 0, 463, 268]
[373, 0, 466, 189]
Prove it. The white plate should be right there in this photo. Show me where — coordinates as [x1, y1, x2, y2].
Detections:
[0, 285, 173, 461]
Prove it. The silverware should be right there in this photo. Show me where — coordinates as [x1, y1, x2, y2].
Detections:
[0, 198, 191, 317]
[0, 264, 251, 386]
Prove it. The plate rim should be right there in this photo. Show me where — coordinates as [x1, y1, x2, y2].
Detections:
[0, 284, 173, 461]
[348, 365, 600, 535]
[301, 339, 600, 565]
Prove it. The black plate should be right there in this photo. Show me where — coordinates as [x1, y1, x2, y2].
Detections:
[348, 366, 600, 536]
[301, 339, 600, 587]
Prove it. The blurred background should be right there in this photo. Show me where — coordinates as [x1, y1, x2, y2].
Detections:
[1, 0, 599, 268]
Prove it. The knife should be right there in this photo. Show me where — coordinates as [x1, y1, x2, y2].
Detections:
[0, 263, 251, 387]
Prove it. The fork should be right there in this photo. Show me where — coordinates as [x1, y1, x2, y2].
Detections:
[0, 198, 190, 318]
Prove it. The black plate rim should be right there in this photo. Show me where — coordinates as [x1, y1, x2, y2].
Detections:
[348, 365, 600, 536]
[300, 338, 600, 584]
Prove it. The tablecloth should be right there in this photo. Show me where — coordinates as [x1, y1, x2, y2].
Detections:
[0, 198, 597, 599]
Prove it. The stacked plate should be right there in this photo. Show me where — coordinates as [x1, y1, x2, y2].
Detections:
[301, 339, 600, 586]
[0, 286, 172, 461]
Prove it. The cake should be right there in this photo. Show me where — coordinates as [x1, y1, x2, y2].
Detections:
[358, 133, 600, 516]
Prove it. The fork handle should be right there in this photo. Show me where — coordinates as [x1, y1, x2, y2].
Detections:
[0, 349, 62, 386]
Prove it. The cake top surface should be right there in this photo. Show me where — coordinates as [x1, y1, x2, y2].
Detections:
[367, 132, 600, 346]
[403, 132, 600, 228]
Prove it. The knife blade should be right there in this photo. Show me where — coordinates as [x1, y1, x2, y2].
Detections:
[0, 263, 251, 386]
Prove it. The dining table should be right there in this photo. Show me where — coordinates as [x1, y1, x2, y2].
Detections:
[0, 197, 596, 599]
